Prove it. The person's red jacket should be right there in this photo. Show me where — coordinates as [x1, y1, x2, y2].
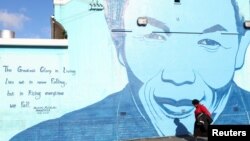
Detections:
[194, 104, 211, 119]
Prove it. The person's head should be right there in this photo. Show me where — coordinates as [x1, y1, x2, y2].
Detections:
[103, 0, 250, 118]
[192, 99, 200, 107]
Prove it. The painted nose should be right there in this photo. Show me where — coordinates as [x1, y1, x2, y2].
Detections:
[161, 69, 196, 85]
[160, 42, 196, 85]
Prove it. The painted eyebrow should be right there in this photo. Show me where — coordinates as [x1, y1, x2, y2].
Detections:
[147, 18, 237, 35]
[203, 24, 239, 35]
[202, 24, 228, 33]
[147, 17, 170, 36]
[147, 17, 170, 32]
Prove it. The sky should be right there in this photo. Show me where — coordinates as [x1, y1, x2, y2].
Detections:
[0, 0, 53, 39]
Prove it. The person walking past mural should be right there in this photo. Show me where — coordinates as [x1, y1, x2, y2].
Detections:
[192, 99, 212, 140]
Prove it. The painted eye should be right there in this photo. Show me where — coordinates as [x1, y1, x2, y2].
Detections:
[198, 39, 221, 46]
[144, 33, 166, 41]
[198, 39, 222, 52]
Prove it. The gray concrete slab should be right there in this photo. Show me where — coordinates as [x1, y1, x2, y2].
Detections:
[124, 136, 208, 141]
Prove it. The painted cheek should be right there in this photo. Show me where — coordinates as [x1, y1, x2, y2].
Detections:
[198, 59, 235, 89]
[125, 38, 164, 82]
[193, 42, 238, 89]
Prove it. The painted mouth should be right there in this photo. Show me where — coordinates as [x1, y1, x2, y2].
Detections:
[154, 95, 204, 118]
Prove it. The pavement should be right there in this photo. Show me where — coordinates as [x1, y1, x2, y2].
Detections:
[125, 136, 208, 141]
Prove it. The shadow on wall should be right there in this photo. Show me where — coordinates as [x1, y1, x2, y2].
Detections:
[174, 118, 191, 136]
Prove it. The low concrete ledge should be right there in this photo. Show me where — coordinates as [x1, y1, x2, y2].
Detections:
[125, 136, 208, 141]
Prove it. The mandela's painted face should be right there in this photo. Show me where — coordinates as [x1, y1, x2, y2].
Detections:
[123, 0, 239, 118]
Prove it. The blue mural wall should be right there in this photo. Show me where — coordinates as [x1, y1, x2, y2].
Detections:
[2, 0, 250, 141]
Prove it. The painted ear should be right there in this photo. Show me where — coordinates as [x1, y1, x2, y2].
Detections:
[235, 30, 250, 69]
